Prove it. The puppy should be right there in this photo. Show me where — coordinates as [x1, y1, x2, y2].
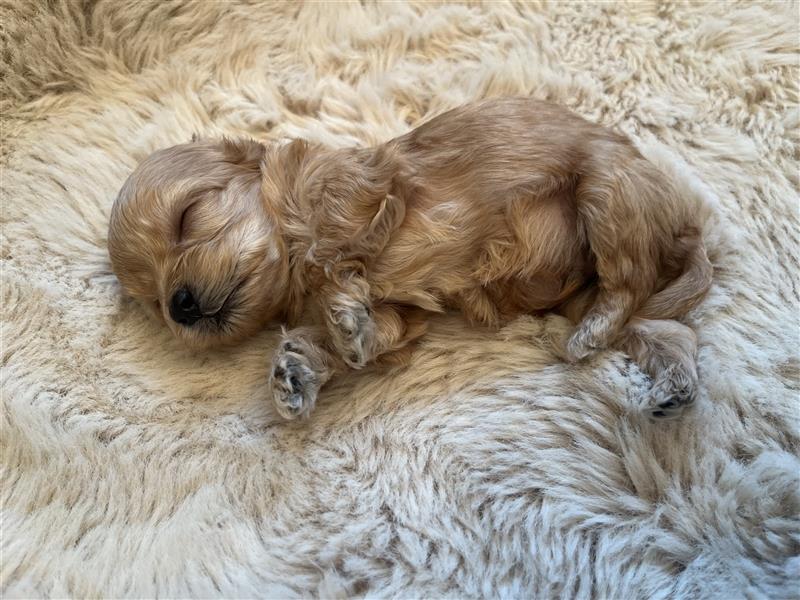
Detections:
[108, 97, 712, 420]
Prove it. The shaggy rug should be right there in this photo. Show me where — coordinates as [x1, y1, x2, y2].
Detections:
[2, 1, 799, 598]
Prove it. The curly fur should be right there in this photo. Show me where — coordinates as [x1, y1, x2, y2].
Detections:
[2, 1, 798, 598]
[109, 98, 713, 421]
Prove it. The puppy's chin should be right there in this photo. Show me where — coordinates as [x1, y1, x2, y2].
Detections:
[165, 316, 264, 350]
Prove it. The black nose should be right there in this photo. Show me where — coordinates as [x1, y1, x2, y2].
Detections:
[169, 288, 202, 326]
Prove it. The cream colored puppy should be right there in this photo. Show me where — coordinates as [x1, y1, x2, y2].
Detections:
[108, 98, 712, 420]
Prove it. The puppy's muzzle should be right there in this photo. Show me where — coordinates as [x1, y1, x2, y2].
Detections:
[170, 288, 202, 327]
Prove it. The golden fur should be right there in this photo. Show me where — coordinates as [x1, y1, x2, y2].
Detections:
[108, 97, 712, 420]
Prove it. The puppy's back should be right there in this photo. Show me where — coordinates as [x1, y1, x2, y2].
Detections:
[393, 97, 626, 199]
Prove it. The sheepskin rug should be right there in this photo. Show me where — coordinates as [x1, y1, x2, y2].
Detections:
[2, 1, 799, 597]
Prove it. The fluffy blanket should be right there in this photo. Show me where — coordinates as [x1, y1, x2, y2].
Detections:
[2, 1, 798, 597]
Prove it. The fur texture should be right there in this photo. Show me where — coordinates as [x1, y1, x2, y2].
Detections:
[2, 1, 799, 598]
[109, 98, 713, 421]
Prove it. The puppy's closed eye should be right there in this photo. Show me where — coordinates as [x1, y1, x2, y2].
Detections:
[176, 193, 212, 241]
[177, 202, 197, 241]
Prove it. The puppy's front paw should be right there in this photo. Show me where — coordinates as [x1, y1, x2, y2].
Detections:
[269, 344, 320, 420]
[327, 301, 375, 369]
[641, 363, 697, 420]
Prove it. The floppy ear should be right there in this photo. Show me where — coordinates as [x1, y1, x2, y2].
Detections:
[221, 137, 266, 172]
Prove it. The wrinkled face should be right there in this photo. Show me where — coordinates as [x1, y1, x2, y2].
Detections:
[108, 139, 289, 348]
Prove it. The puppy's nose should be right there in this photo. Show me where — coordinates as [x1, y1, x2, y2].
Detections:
[169, 288, 202, 326]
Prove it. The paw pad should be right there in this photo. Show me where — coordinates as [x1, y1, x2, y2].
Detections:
[642, 366, 697, 421]
[269, 348, 319, 420]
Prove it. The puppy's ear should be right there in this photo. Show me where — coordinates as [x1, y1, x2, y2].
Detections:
[221, 137, 266, 172]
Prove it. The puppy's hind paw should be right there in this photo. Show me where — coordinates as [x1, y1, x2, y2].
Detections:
[269, 347, 320, 420]
[565, 313, 619, 363]
[564, 326, 603, 363]
[640, 364, 697, 420]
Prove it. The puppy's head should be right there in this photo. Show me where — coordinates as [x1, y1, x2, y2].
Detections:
[108, 138, 289, 348]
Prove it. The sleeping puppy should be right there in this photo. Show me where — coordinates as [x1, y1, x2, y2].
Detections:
[108, 97, 712, 420]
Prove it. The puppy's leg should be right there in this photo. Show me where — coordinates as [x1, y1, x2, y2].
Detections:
[565, 287, 637, 361]
[615, 318, 699, 419]
[554, 284, 633, 362]
[318, 273, 429, 368]
[556, 283, 631, 361]
[269, 326, 337, 420]
[320, 274, 375, 369]
[567, 155, 664, 362]
[370, 303, 429, 367]
[269, 304, 426, 420]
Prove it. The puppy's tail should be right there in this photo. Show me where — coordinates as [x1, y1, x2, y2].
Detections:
[635, 233, 713, 321]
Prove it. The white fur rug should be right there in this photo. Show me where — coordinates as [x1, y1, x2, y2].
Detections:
[2, 1, 799, 597]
